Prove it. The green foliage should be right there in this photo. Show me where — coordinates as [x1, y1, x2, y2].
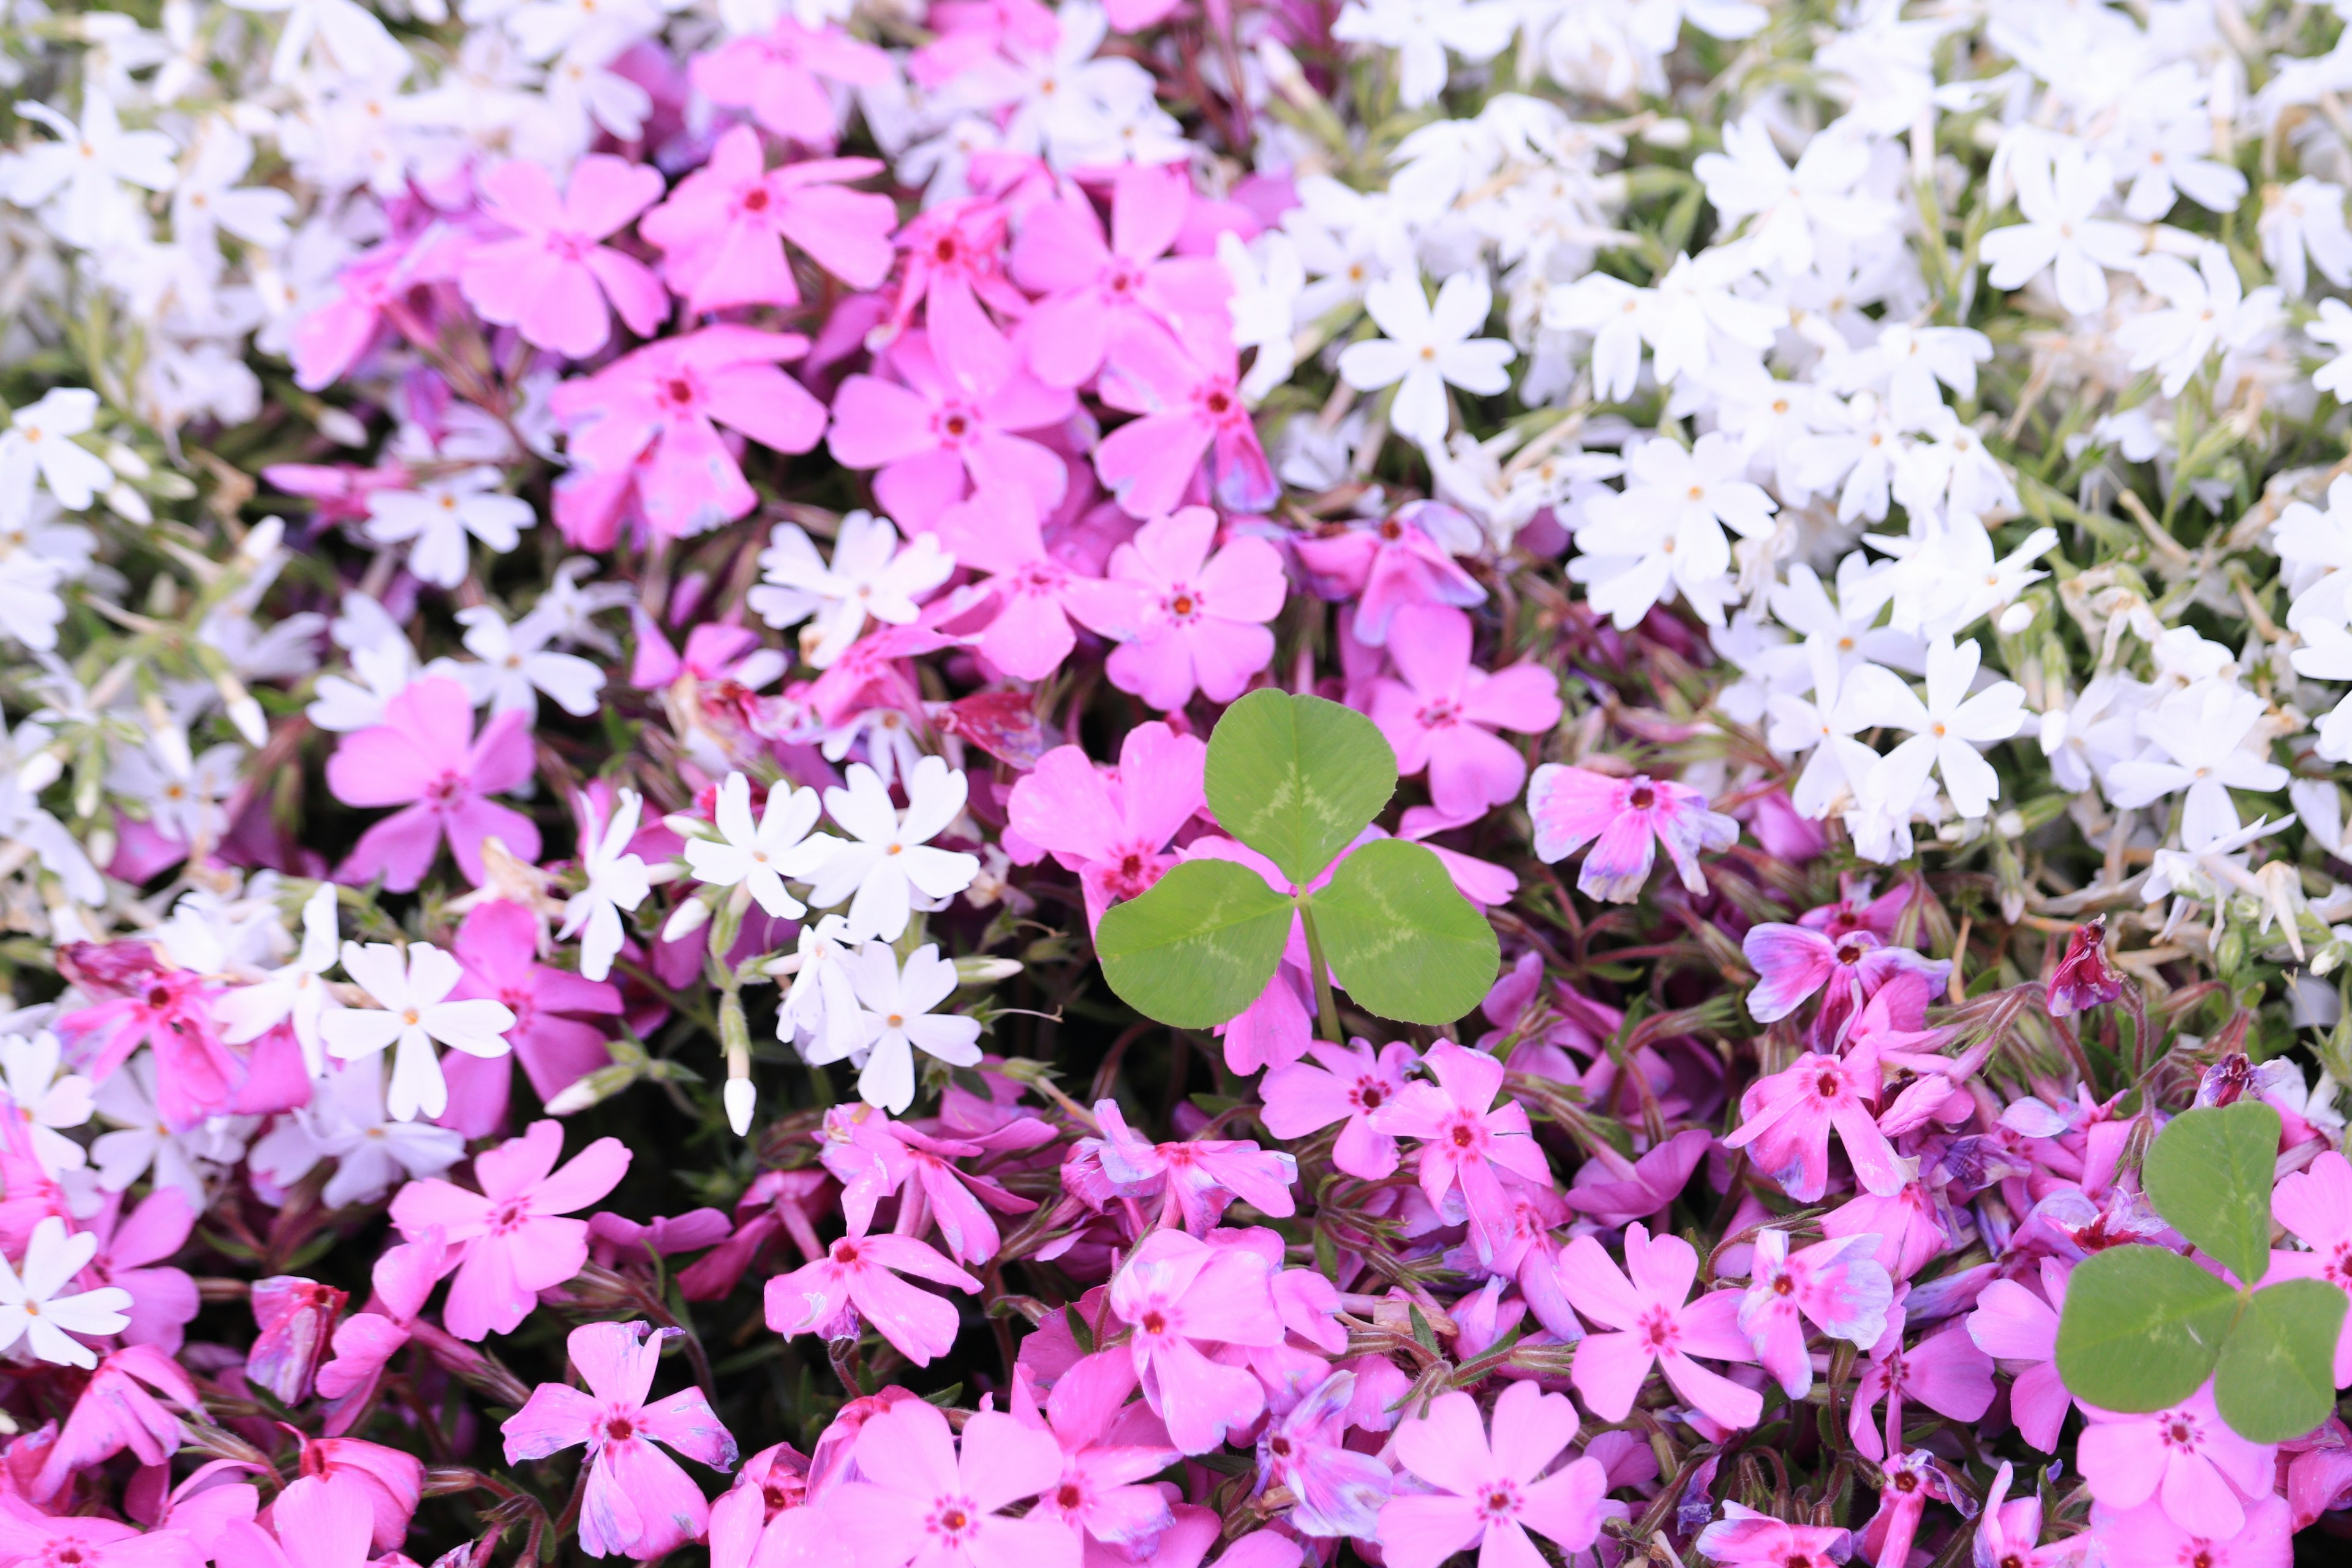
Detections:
[1096, 691, 1498, 1033]
[2055, 1102, 2344, 1442]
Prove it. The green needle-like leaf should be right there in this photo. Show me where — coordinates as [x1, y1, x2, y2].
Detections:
[1094, 858, 1295, 1028]
[1308, 838, 1499, 1025]
[2143, 1101, 2283, 1286]
[2213, 1278, 2348, 1442]
[1203, 690, 1396, 889]
[2055, 1244, 2242, 1412]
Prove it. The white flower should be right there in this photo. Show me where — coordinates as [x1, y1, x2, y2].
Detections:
[2105, 681, 2290, 844]
[560, 788, 651, 984]
[453, 605, 604, 718]
[172, 121, 295, 257]
[91, 1055, 249, 1203]
[802, 758, 982, 942]
[1979, 139, 2140, 317]
[107, 740, 243, 851]
[215, 883, 345, 1077]
[0, 1217, 131, 1370]
[247, 1055, 467, 1209]
[1692, 115, 1883, 276]
[364, 470, 535, 590]
[1332, 0, 1514, 108]
[224, 0, 410, 82]
[2116, 246, 2280, 398]
[0, 1032, 92, 1178]
[1841, 636, 2031, 821]
[781, 913, 862, 1068]
[2, 99, 178, 249]
[309, 639, 421, 733]
[2293, 625, 2352, 762]
[748, 512, 954, 668]
[1570, 432, 1777, 630]
[1338, 272, 1516, 448]
[2, 390, 116, 512]
[810, 942, 982, 1114]
[1545, 251, 1783, 401]
[682, 772, 825, 920]
[320, 942, 516, 1123]
[1221, 230, 1305, 405]
[1767, 649, 1897, 822]
[2261, 178, 2352, 298]
[2275, 474, 2352, 631]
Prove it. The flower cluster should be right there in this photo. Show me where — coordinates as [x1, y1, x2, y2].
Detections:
[4, 0, 2352, 1562]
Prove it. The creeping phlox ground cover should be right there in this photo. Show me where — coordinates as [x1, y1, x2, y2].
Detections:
[12, 0, 2352, 1562]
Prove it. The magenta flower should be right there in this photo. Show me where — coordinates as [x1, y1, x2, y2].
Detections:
[1076, 507, 1286, 711]
[1018, 1354, 1182, 1554]
[1376, 1380, 1605, 1568]
[1074, 1099, 1297, 1235]
[1095, 315, 1277, 518]
[1255, 1368, 1393, 1538]
[1740, 922, 1949, 1028]
[1736, 1229, 1893, 1398]
[1966, 1259, 2073, 1452]
[708, 1444, 821, 1568]
[883, 197, 1030, 393]
[763, 1224, 981, 1366]
[931, 485, 1114, 682]
[2078, 1385, 2277, 1540]
[247, 1275, 346, 1405]
[84, 1188, 200, 1353]
[2046, 914, 2126, 1016]
[1724, 1052, 1909, 1203]
[1859, 1450, 1971, 1568]
[58, 950, 241, 1131]
[457, 156, 666, 359]
[0, 1509, 192, 1568]
[504, 1321, 739, 1562]
[315, 1227, 447, 1424]
[639, 125, 895, 313]
[1368, 1042, 1550, 1265]
[1260, 1038, 1419, 1180]
[1292, 503, 1487, 646]
[1556, 1222, 1763, 1429]
[1108, 1229, 1285, 1455]
[1009, 164, 1227, 388]
[388, 1120, 630, 1341]
[1846, 1317, 1995, 1461]
[2091, 1494, 2292, 1568]
[827, 1398, 1076, 1568]
[552, 326, 827, 546]
[1005, 720, 1207, 929]
[1528, 764, 1738, 903]
[2266, 1150, 2352, 1383]
[1694, 1504, 1853, 1567]
[1977, 1461, 2096, 1567]
[1368, 605, 1562, 817]
[828, 330, 1076, 531]
[689, 21, 892, 147]
[450, 899, 620, 1106]
[818, 1106, 1036, 1267]
[221, 1473, 376, 1568]
[34, 1343, 196, 1500]
[325, 677, 540, 893]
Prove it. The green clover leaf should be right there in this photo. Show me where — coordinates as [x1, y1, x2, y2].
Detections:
[2143, 1101, 2281, 1286]
[2212, 1278, 2347, 1442]
[2053, 1244, 2239, 1412]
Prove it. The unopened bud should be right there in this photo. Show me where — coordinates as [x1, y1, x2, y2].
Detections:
[545, 1061, 643, 1115]
[1996, 600, 2035, 636]
[104, 443, 150, 480]
[1641, 118, 1692, 149]
[954, 956, 1023, 985]
[241, 516, 287, 563]
[725, 1077, 755, 1137]
[226, 694, 268, 748]
[2046, 916, 2124, 1017]
[15, 752, 62, 794]
[317, 407, 369, 448]
[663, 897, 712, 943]
[103, 483, 152, 524]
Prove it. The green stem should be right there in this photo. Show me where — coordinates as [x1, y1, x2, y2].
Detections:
[1296, 899, 1344, 1044]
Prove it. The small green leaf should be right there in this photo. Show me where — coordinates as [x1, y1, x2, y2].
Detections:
[2054, 1245, 2241, 1412]
[1094, 858, 1295, 1028]
[2143, 1101, 2282, 1284]
[1309, 838, 1498, 1025]
[1203, 690, 1396, 889]
[2213, 1278, 2347, 1442]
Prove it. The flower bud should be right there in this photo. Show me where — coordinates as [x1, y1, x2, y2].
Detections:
[2046, 916, 2124, 1017]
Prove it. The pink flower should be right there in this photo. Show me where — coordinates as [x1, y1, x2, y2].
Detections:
[221, 1474, 376, 1568]
[2078, 1385, 2277, 1540]
[817, 1106, 1037, 1267]
[1965, 1259, 2073, 1452]
[450, 899, 621, 1106]
[829, 1398, 1077, 1568]
[0, 1503, 200, 1568]
[1976, 1461, 2095, 1567]
[1367, 606, 1562, 816]
[639, 125, 895, 312]
[1736, 1229, 1893, 1398]
[1010, 164, 1227, 388]
[458, 156, 666, 358]
[1006, 721, 1207, 928]
[292, 1434, 424, 1552]
[828, 330, 1076, 530]
[1376, 1380, 1605, 1568]
[83, 1188, 200, 1352]
[1846, 1317, 1995, 1462]
[58, 962, 243, 1134]
[325, 678, 540, 893]
[764, 1225, 981, 1366]
[2046, 915, 2125, 1017]
[290, 238, 424, 393]
[1740, 922, 1949, 1030]
[1260, 1039, 1419, 1180]
[1095, 315, 1276, 518]
[504, 1321, 739, 1561]
[1858, 1450, 1970, 1568]
[1724, 1052, 1909, 1203]
[552, 326, 827, 546]
[1561, 1128, 1711, 1229]
[1694, 1503, 1852, 1567]
[34, 1342, 196, 1499]
[247, 1276, 346, 1405]
[2089, 1493, 2292, 1568]
[1017, 1354, 1182, 1554]
[315, 1228, 447, 1429]
[1368, 1042, 1551, 1265]
[708, 1444, 820, 1568]
[2266, 1149, 2352, 1384]
[884, 198, 1030, 393]
[1076, 507, 1286, 711]
[689, 21, 892, 147]
[1555, 1222, 1763, 1429]
[1255, 1368, 1392, 1538]
[1108, 1229, 1285, 1454]
[388, 1120, 630, 1341]
[1292, 505, 1487, 646]
[1527, 765, 1738, 903]
[1074, 1099, 1297, 1235]
[931, 486, 1115, 682]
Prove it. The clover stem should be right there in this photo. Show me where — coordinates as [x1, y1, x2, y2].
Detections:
[1296, 899, 1343, 1044]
